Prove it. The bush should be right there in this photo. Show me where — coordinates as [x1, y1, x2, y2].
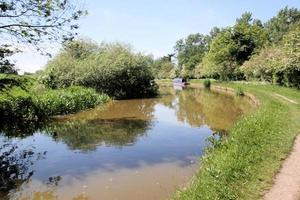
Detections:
[0, 87, 38, 120]
[0, 74, 34, 91]
[0, 81, 109, 121]
[41, 41, 158, 99]
[203, 79, 211, 88]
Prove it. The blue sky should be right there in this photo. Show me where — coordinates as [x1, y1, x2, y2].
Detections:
[13, 0, 300, 73]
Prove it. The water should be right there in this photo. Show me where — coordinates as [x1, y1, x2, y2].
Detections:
[0, 87, 252, 200]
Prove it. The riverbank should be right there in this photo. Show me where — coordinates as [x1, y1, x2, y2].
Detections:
[163, 80, 300, 199]
[0, 74, 109, 121]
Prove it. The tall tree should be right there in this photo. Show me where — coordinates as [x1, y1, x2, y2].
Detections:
[233, 12, 268, 65]
[0, 0, 86, 73]
[265, 6, 300, 44]
[174, 33, 209, 78]
[198, 12, 268, 80]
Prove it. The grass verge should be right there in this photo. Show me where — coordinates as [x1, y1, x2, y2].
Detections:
[173, 81, 300, 200]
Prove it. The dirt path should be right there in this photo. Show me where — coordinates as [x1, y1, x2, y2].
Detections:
[264, 134, 300, 200]
[273, 93, 298, 104]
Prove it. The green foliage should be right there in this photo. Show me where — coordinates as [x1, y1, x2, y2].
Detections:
[197, 13, 268, 81]
[0, 0, 86, 54]
[265, 6, 300, 44]
[171, 8, 300, 85]
[203, 79, 211, 88]
[0, 74, 33, 90]
[41, 41, 158, 99]
[0, 75, 109, 120]
[198, 29, 239, 80]
[174, 33, 210, 78]
[151, 56, 176, 79]
[34, 86, 109, 116]
[241, 26, 300, 88]
[0, 45, 19, 74]
[0, 87, 38, 120]
[62, 39, 99, 59]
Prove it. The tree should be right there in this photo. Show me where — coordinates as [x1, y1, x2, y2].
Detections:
[265, 6, 300, 44]
[233, 12, 268, 65]
[151, 56, 176, 79]
[198, 29, 239, 80]
[0, 0, 86, 73]
[198, 12, 268, 80]
[42, 41, 158, 99]
[174, 33, 209, 78]
[0, 45, 18, 74]
[241, 25, 300, 88]
[63, 39, 99, 59]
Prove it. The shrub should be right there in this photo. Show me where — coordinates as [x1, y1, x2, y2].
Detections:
[0, 74, 34, 91]
[0, 87, 38, 120]
[0, 83, 109, 120]
[203, 79, 211, 88]
[41, 41, 158, 99]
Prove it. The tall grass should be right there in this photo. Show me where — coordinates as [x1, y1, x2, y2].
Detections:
[0, 76, 109, 121]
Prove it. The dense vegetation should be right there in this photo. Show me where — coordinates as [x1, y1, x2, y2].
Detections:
[41, 41, 158, 99]
[241, 26, 300, 88]
[0, 74, 109, 121]
[152, 7, 300, 88]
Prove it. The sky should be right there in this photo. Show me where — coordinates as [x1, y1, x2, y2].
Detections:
[11, 0, 300, 73]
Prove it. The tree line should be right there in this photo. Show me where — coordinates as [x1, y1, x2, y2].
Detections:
[153, 7, 300, 88]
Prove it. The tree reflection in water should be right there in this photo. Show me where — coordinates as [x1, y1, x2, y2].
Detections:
[44, 118, 152, 151]
[0, 139, 47, 199]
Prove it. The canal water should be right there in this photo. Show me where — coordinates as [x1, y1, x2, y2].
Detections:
[0, 86, 252, 200]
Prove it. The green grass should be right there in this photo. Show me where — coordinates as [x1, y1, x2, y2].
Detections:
[174, 81, 300, 200]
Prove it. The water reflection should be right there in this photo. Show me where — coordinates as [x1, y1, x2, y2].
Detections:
[44, 119, 151, 151]
[0, 86, 252, 200]
[159, 86, 250, 131]
[0, 139, 47, 199]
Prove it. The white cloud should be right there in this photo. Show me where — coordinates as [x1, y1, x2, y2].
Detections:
[10, 44, 60, 74]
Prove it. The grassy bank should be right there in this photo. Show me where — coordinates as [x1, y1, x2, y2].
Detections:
[0, 74, 109, 121]
[171, 80, 300, 199]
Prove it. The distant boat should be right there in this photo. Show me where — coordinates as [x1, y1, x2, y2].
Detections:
[173, 78, 188, 87]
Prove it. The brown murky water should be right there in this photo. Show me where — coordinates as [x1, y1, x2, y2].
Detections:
[0, 86, 252, 200]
